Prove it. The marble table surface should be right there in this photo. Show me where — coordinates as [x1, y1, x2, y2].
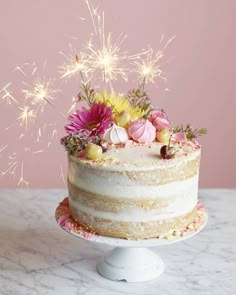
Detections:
[0, 189, 235, 295]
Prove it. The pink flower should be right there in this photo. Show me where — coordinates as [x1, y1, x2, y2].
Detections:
[65, 103, 113, 136]
[149, 108, 172, 131]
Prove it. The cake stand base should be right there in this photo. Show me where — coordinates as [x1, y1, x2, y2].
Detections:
[97, 247, 164, 282]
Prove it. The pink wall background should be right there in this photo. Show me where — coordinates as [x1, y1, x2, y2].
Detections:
[0, 0, 235, 188]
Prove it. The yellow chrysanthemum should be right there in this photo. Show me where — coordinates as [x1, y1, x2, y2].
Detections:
[94, 89, 148, 120]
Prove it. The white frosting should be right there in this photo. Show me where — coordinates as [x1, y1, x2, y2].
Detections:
[69, 187, 197, 222]
[68, 153, 199, 199]
[70, 142, 201, 172]
[68, 142, 200, 224]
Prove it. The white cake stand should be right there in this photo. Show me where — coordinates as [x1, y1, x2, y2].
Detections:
[55, 200, 207, 282]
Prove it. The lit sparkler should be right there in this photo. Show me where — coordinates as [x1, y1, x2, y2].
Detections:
[59, 46, 91, 79]
[60, 3, 142, 85]
[22, 78, 58, 111]
[135, 36, 176, 88]
[86, 30, 130, 82]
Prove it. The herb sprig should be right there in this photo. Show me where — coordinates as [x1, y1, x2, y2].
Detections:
[127, 88, 151, 113]
[173, 124, 207, 140]
[77, 82, 96, 105]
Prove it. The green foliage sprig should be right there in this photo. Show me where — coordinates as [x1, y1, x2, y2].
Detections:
[78, 82, 96, 105]
[173, 124, 207, 140]
[127, 88, 151, 114]
[60, 133, 88, 155]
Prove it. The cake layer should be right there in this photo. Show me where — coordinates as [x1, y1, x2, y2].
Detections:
[68, 149, 200, 199]
[68, 176, 198, 214]
[69, 204, 197, 239]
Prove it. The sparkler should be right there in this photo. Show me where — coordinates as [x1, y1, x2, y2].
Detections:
[59, 47, 91, 80]
[86, 30, 130, 83]
[0, 62, 62, 187]
[22, 78, 58, 111]
[135, 36, 176, 89]
[60, 3, 143, 86]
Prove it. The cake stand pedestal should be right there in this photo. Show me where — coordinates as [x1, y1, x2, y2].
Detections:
[55, 198, 207, 282]
[97, 247, 164, 282]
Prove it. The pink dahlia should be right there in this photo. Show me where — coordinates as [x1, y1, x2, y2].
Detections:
[65, 103, 113, 136]
[149, 108, 172, 131]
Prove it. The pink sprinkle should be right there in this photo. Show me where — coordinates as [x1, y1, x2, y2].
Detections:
[83, 232, 92, 239]
[64, 220, 74, 231]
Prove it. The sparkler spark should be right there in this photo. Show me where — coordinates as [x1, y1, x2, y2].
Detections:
[18, 106, 36, 128]
[1, 153, 18, 176]
[0, 83, 18, 104]
[32, 150, 44, 154]
[0, 145, 8, 154]
[67, 96, 78, 114]
[17, 162, 29, 187]
[60, 163, 65, 184]
[1, 161, 18, 176]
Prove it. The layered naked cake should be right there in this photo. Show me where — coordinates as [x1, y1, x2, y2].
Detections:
[60, 50, 207, 239]
[67, 142, 201, 239]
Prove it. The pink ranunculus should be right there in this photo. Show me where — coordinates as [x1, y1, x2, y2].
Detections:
[149, 108, 172, 131]
[65, 103, 113, 136]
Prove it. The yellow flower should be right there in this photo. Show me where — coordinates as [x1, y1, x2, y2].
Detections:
[94, 89, 148, 120]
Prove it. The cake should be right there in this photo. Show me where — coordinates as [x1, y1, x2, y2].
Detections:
[67, 141, 201, 239]
[61, 87, 206, 239]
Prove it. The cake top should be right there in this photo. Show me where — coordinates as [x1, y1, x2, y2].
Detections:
[69, 140, 201, 171]
[61, 87, 206, 163]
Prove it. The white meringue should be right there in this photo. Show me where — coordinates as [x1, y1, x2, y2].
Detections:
[103, 124, 128, 144]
